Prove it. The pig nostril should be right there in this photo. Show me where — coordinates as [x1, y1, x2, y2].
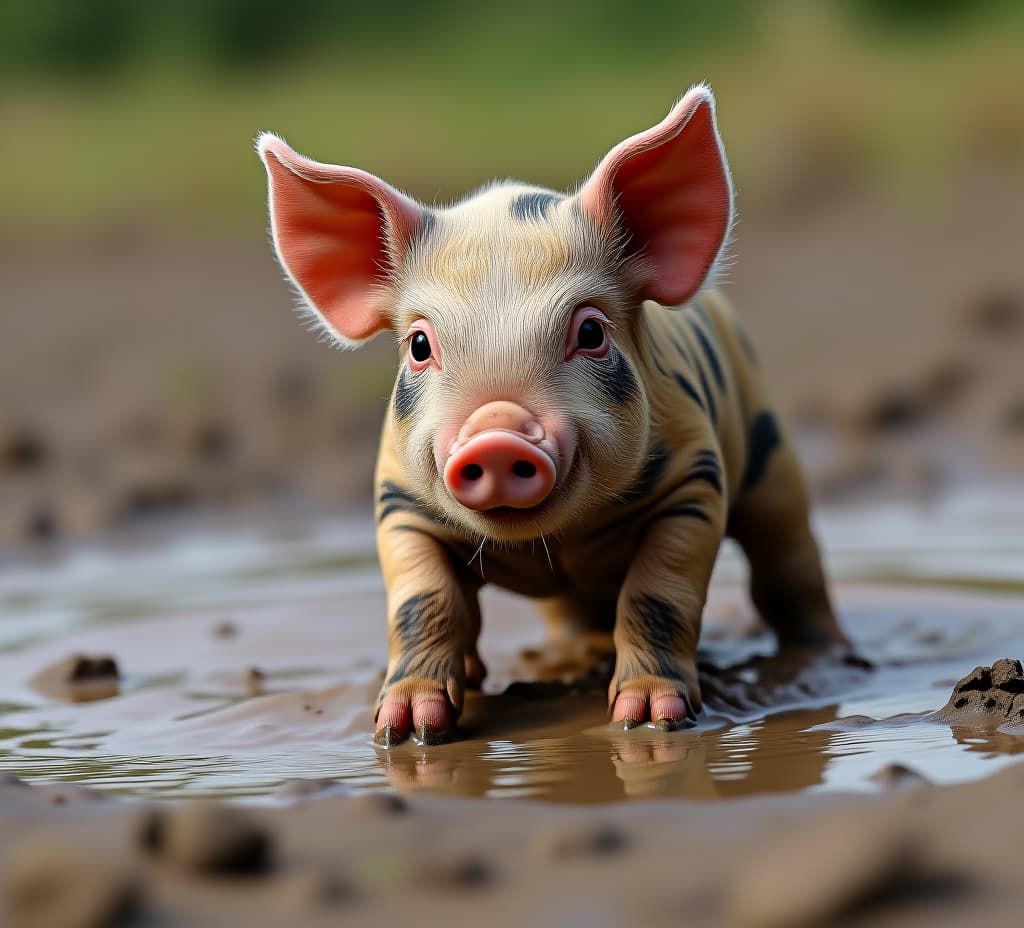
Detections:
[461, 464, 484, 481]
[512, 460, 537, 479]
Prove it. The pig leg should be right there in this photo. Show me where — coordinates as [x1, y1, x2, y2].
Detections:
[374, 527, 476, 745]
[608, 459, 727, 727]
[536, 593, 616, 640]
[727, 433, 847, 649]
[463, 587, 487, 689]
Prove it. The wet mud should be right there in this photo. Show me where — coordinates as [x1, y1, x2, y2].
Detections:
[2, 516, 1024, 803]
[3, 754, 1024, 927]
[2, 511, 1024, 924]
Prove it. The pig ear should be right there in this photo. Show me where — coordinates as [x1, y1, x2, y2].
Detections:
[577, 85, 734, 306]
[257, 133, 428, 346]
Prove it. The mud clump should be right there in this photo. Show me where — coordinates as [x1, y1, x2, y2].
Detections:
[271, 778, 350, 802]
[729, 809, 918, 928]
[140, 802, 272, 876]
[531, 821, 628, 860]
[869, 763, 931, 791]
[411, 849, 492, 891]
[4, 837, 139, 928]
[212, 619, 238, 639]
[966, 287, 1024, 338]
[345, 792, 408, 817]
[245, 666, 266, 697]
[29, 654, 120, 703]
[932, 659, 1024, 725]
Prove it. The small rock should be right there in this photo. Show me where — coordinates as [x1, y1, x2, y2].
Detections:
[4, 837, 139, 928]
[140, 801, 272, 876]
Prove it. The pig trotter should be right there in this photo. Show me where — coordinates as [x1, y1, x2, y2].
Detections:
[375, 681, 460, 746]
[610, 676, 701, 730]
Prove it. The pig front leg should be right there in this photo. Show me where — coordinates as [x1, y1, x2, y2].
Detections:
[374, 525, 476, 746]
[609, 459, 727, 728]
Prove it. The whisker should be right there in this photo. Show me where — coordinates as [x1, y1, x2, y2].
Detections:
[540, 534, 554, 573]
[468, 536, 487, 579]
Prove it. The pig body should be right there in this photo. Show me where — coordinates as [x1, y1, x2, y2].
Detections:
[259, 85, 846, 744]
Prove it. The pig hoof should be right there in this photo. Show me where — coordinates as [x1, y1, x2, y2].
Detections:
[414, 721, 457, 746]
[374, 724, 405, 748]
[375, 691, 456, 747]
[611, 689, 698, 729]
[464, 654, 487, 690]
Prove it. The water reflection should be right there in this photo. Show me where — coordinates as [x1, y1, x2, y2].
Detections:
[372, 677, 845, 803]
[3, 505, 1024, 802]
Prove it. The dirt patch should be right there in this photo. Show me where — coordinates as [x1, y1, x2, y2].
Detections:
[931, 659, 1024, 726]
[3, 172, 1024, 548]
[1, 763, 1022, 927]
[28, 654, 121, 703]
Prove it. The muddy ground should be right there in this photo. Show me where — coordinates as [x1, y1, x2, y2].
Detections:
[4, 573, 1024, 928]
[2, 169, 1023, 550]
[2, 166, 1024, 926]
[5, 759, 1024, 928]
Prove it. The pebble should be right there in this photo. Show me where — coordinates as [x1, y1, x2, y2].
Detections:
[140, 801, 272, 876]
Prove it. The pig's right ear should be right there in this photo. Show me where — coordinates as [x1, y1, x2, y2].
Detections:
[257, 133, 428, 346]
[577, 85, 734, 307]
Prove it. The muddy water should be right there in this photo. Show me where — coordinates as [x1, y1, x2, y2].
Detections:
[1, 490, 1022, 803]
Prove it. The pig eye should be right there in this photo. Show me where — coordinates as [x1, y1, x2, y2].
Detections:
[565, 305, 611, 360]
[406, 319, 442, 372]
[577, 319, 604, 351]
[410, 332, 431, 362]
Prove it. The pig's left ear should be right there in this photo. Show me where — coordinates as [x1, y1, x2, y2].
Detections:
[577, 85, 734, 306]
[257, 133, 428, 346]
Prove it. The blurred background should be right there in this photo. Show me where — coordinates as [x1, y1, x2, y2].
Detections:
[2, 0, 1022, 552]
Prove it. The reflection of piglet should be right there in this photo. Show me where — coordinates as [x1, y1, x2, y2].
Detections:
[257, 85, 847, 745]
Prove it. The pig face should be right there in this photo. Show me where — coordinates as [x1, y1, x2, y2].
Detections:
[258, 85, 733, 542]
[385, 187, 651, 542]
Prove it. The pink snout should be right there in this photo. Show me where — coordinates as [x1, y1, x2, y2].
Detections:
[444, 430, 556, 511]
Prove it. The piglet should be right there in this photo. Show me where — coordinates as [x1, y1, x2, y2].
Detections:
[257, 84, 846, 744]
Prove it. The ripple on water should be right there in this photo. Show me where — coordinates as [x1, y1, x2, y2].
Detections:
[1, 501, 1023, 803]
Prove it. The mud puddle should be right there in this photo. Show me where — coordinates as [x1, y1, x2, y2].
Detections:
[1, 491, 1023, 803]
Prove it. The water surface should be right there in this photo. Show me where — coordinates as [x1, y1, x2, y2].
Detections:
[1, 490, 1022, 802]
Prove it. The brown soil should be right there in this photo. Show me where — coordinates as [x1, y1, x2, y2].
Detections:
[2, 170, 1023, 549]
[4, 756, 1024, 927]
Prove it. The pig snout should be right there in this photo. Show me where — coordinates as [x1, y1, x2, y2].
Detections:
[442, 401, 558, 511]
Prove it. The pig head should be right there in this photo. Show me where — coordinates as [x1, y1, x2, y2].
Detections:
[258, 85, 730, 543]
